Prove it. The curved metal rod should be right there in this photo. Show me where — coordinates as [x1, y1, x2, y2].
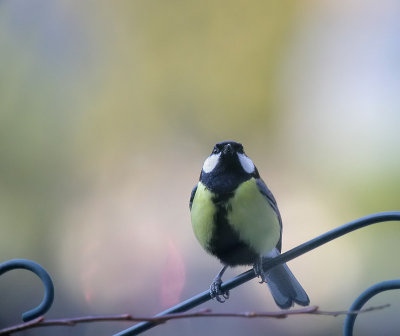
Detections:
[343, 279, 400, 336]
[0, 259, 54, 322]
[113, 211, 400, 336]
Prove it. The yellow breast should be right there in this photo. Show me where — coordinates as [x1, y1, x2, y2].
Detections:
[190, 182, 217, 250]
[227, 178, 281, 254]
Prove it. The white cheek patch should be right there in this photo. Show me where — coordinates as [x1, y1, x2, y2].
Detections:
[238, 153, 255, 174]
[202, 153, 220, 173]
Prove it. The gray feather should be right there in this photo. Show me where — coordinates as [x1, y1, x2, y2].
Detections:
[263, 249, 309, 309]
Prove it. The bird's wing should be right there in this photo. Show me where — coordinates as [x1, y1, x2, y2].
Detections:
[256, 178, 282, 252]
[189, 184, 198, 210]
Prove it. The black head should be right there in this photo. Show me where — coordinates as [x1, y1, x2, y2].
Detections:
[200, 141, 259, 193]
[211, 141, 244, 156]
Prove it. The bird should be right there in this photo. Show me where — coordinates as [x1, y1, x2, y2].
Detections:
[189, 141, 309, 309]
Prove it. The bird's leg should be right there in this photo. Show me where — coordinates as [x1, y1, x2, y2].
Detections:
[210, 265, 230, 302]
[253, 257, 268, 283]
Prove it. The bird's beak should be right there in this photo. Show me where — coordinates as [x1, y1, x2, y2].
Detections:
[223, 144, 233, 155]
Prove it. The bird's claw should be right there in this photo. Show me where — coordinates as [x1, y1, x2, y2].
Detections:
[253, 260, 267, 284]
[210, 278, 230, 303]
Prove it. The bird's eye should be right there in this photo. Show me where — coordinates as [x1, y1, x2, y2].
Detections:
[212, 147, 219, 154]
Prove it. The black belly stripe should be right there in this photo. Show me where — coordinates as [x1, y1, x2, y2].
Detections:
[208, 192, 259, 266]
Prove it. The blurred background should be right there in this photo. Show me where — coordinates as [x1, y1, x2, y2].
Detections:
[1, 1, 400, 335]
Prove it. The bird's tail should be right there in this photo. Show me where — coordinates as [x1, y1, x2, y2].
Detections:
[263, 249, 309, 309]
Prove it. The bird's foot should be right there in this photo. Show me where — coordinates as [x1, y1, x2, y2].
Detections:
[210, 277, 230, 303]
[253, 258, 267, 284]
[209, 265, 229, 303]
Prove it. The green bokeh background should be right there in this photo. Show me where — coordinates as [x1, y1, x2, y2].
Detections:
[1, 1, 400, 335]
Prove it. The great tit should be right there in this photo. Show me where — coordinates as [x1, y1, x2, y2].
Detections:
[189, 141, 309, 309]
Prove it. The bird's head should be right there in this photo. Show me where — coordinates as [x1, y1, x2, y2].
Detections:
[201, 141, 256, 176]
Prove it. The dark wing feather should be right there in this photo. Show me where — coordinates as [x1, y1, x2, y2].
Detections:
[189, 184, 198, 210]
[256, 178, 282, 252]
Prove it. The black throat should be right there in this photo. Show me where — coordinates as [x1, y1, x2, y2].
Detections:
[200, 155, 259, 194]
